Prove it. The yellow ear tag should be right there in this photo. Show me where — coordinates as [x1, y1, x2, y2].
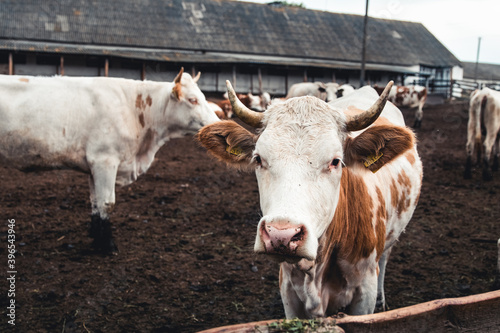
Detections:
[226, 145, 243, 156]
[364, 151, 383, 168]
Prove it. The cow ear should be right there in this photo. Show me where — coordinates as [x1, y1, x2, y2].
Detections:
[196, 120, 257, 169]
[172, 68, 184, 100]
[172, 82, 182, 100]
[343, 125, 415, 172]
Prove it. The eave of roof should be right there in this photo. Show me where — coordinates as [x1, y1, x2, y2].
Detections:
[0, 38, 422, 74]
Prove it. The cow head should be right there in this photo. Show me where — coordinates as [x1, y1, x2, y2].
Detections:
[168, 68, 219, 137]
[197, 80, 413, 266]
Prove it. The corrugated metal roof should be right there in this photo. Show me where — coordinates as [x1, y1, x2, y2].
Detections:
[0, 0, 461, 68]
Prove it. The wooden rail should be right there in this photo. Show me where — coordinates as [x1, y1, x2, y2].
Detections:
[198, 290, 500, 333]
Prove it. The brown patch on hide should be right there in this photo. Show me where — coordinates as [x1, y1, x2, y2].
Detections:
[321, 168, 379, 265]
[136, 95, 152, 112]
[137, 129, 155, 158]
[136, 94, 143, 109]
[139, 113, 145, 128]
[375, 187, 387, 261]
[397, 170, 412, 215]
[389, 170, 413, 218]
[19, 78, 29, 83]
[405, 150, 416, 165]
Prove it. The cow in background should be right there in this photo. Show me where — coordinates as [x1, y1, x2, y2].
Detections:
[217, 91, 271, 119]
[208, 101, 226, 119]
[286, 82, 340, 102]
[0, 68, 220, 253]
[464, 87, 500, 180]
[374, 84, 427, 128]
[197, 81, 422, 317]
[336, 84, 356, 98]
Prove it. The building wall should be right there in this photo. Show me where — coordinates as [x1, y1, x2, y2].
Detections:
[0, 51, 455, 97]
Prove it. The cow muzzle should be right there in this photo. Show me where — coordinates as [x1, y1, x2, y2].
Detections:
[256, 220, 314, 262]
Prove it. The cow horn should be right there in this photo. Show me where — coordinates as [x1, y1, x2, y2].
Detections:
[345, 81, 394, 131]
[226, 80, 264, 128]
[174, 67, 184, 84]
[193, 71, 201, 83]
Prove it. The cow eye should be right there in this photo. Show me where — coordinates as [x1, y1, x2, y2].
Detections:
[188, 97, 198, 105]
[253, 154, 262, 165]
[331, 158, 340, 167]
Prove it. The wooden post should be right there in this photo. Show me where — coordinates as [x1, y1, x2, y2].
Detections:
[216, 70, 219, 92]
[8, 52, 13, 75]
[59, 56, 64, 76]
[360, 0, 369, 86]
[258, 67, 262, 93]
[104, 58, 109, 77]
[285, 73, 288, 96]
[232, 65, 236, 90]
[303, 69, 307, 82]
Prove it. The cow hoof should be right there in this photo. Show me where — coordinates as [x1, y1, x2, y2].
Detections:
[493, 156, 499, 172]
[92, 237, 118, 254]
[413, 120, 421, 129]
[375, 301, 389, 312]
[89, 214, 118, 254]
[483, 169, 493, 181]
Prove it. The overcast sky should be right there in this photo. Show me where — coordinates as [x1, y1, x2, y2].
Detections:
[240, 0, 500, 65]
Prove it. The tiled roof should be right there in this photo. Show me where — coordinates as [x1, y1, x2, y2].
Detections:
[0, 0, 461, 68]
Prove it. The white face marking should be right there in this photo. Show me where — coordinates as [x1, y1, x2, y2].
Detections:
[253, 97, 347, 260]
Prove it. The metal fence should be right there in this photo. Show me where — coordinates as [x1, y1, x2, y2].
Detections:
[406, 78, 500, 99]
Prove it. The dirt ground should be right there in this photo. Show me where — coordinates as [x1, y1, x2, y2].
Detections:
[1, 98, 500, 333]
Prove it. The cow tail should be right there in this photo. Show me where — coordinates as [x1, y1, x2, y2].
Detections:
[475, 95, 488, 161]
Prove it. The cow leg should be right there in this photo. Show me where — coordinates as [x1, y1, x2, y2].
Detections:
[279, 264, 309, 319]
[375, 248, 392, 312]
[482, 133, 496, 181]
[492, 135, 500, 172]
[464, 122, 477, 179]
[88, 158, 119, 253]
[413, 107, 423, 129]
[348, 265, 378, 315]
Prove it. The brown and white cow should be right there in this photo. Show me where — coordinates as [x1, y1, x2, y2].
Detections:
[0, 68, 220, 253]
[375, 84, 427, 128]
[197, 81, 422, 317]
[464, 87, 500, 180]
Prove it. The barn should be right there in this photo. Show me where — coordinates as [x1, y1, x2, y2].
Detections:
[0, 0, 461, 96]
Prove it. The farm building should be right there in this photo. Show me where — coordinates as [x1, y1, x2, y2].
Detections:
[462, 61, 500, 88]
[0, 0, 461, 96]
[450, 62, 500, 98]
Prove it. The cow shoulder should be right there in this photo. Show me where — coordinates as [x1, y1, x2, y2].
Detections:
[343, 124, 415, 172]
[196, 120, 257, 168]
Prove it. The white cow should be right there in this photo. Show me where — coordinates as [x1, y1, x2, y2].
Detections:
[336, 84, 356, 98]
[0, 68, 219, 253]
[286, 82, 339, 102]
[464, 87, 500, 180]
[197, 81, 422, 317]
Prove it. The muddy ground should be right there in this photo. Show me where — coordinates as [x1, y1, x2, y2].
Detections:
[1, 98, 500, 332]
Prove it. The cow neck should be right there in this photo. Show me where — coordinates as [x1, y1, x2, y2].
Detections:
[318, 167, 383, 267]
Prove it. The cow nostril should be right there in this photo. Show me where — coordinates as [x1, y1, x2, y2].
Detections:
[291, 227, 304, 242]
